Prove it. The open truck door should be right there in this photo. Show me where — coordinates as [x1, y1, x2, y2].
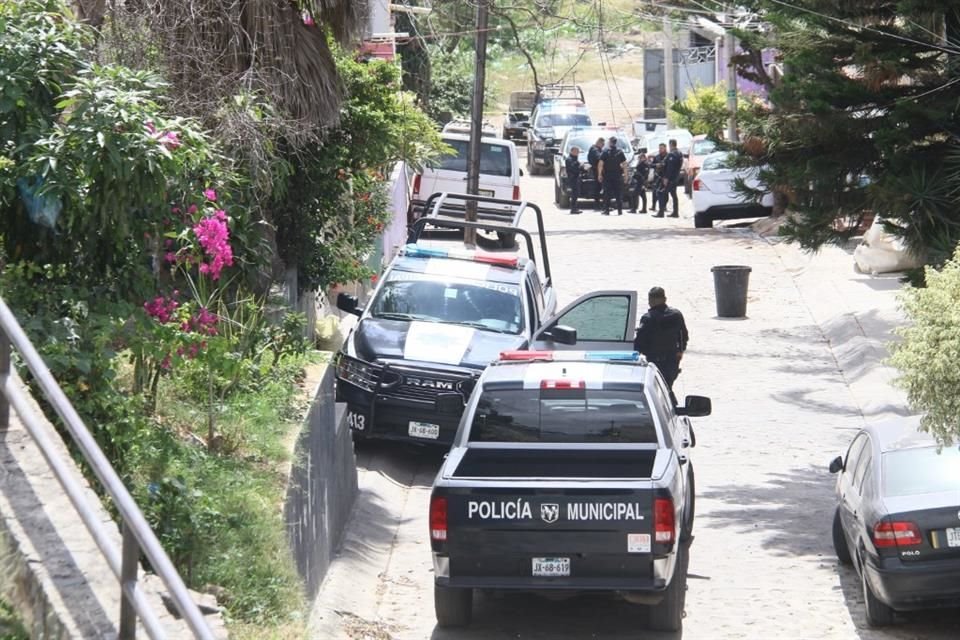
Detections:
[532, 290, 638, 351]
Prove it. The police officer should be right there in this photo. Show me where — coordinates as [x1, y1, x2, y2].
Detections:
[628, 152, 651, 214]
[633, 286, 689, 403]
[650, 143, 669, 217]
[587, 137, 605, 207]
[599, 136, 626, 215]
[656, 138, 683, 218]
[565, 145, 584, 214]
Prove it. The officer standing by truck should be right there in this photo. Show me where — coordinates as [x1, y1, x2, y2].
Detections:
[565, 145, 584, 214]
[633, 286, 689, 404]
[587, 137, 605, 206]
[599, 136, 626, 215]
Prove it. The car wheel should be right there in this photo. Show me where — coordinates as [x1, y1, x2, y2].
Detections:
[861, 557, 895, 627]
[435, 584, 473, 628]
[694, 213, 712, 228]
[680, 469, 695, 542]
[647, 541, 688, 632]
[832, 508, 852, 565]
[557, 184, 570, 209]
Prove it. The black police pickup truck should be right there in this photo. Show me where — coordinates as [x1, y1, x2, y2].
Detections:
[428, 350, 712, 631]
[335, 194, 641, 446]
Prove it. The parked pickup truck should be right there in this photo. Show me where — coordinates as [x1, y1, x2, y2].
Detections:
[335, 195, 642, 446]
[429, 350, 712, 631]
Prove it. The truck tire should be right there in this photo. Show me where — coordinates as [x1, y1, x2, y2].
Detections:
[557, 183, 570, 208]
[861, 557, 895, 627]
[694, 212, 713, 228]
[434, 584, 473, 628]
[647, 542, 688, 632]
[832, 508, 852, 565]
[680, 469, 695, 542]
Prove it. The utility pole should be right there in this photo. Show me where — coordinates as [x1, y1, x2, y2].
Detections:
[464, 0, 491, 248]
[663, 15, 674, 124]
[724, 11, 739, 142]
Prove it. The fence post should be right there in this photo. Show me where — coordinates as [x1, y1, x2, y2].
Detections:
[0, 327, 10, 429]
[119, 522, 140, 639]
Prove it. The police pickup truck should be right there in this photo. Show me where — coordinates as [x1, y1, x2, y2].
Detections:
[428, 350, 712, 631]
[335, 194, 642, 446]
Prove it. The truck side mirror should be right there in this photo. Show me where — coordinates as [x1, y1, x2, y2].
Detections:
[676, 395, 711, 417]
[829, 455, 844, 474]
[549, 325, 578, 345]
[337, 293, 362, 317]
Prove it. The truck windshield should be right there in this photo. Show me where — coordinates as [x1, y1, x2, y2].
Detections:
[470, 389, 657, 443]
[369, 275, 524, 335]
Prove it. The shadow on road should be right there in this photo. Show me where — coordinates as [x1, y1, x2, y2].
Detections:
[428, 591, 681, 640]
[354, 439, 446, 489]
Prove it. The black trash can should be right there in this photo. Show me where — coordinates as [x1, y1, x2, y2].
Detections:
[711, 265, 752, 318]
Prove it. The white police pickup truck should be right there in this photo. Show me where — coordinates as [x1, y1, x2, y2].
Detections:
[334, 200, 642, 446]
[428, 350, 711, 631]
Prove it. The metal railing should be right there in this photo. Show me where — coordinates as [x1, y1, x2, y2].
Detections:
[0, 297, 216, 640]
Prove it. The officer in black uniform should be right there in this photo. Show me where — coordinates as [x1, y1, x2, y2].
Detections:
[650, 143, 669, 217]
[633, 286, 689, 404]
[586, 137, 605, 206]
[657, 139, 683, 218]
[599, 136, 626, 215]
[628, 152, 651, 214]
[565, 145, 584, 214]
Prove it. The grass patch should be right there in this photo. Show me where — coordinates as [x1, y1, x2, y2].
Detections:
[0, 600, 28, 640]
[121, 352, 323, 632]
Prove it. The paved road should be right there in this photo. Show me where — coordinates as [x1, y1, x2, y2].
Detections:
[311, 155, 960, 639]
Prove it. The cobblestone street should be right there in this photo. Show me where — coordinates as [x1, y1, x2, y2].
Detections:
[310, 161, 960, 639]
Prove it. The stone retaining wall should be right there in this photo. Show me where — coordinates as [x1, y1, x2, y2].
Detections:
[284, 364, 358, 599]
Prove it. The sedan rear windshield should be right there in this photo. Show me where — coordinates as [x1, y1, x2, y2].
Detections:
[469, 389, 657, 443]
[882, 446, 960, 497]
[693, 140, 717, 155]
[436, 140, 513, 177]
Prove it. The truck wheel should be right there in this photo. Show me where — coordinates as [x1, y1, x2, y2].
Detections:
[861, 557, 895, 627]
[434, 584, 473, 628]
[680, 470, 695, 542]
[832, 508, 852, 565]
[557, 184, 570, 208]
[647, 542, 688, 632]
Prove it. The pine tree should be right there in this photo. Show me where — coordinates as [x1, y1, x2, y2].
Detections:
[733, 2, 960, 265]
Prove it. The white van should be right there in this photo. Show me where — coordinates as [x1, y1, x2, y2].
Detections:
[410, 133, 522, 221]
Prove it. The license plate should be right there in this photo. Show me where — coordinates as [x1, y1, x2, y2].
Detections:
[408, 421, 440, 439]
[478, 189, 495, 197]
[532, 557, 570, 577]
[947, 527, 960, 548]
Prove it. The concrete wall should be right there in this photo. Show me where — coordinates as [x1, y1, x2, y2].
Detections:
[284, 365, 358, 599]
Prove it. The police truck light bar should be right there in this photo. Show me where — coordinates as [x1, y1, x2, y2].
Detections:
[499, 350, 641, 362]
[403, 244, 519, 268]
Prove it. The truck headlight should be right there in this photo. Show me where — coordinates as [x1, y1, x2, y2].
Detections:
[532, 140, 546, 151]
[335, 354, 379, 392]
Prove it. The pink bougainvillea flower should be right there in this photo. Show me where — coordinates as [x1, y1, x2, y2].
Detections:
[171, 206, 181, 215]
[302, 11, 315, 26]
[188, 204, 198, 215]
[214, 209, 227, 221]
[144, 120, 157, 135]
[160, 131, 181, 150]
[203, 188, 217, 202]
[192, 213, 235, 281]
[143, 296, 179, 324]
[160, 355, 172, 370]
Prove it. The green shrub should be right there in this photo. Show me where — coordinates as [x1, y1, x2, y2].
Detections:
[890, 245, 960, 445]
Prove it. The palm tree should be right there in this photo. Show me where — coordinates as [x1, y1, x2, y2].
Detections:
[104, 0, 368, 130]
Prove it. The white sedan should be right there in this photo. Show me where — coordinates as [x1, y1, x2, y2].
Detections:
[691, 151, 773, 228]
